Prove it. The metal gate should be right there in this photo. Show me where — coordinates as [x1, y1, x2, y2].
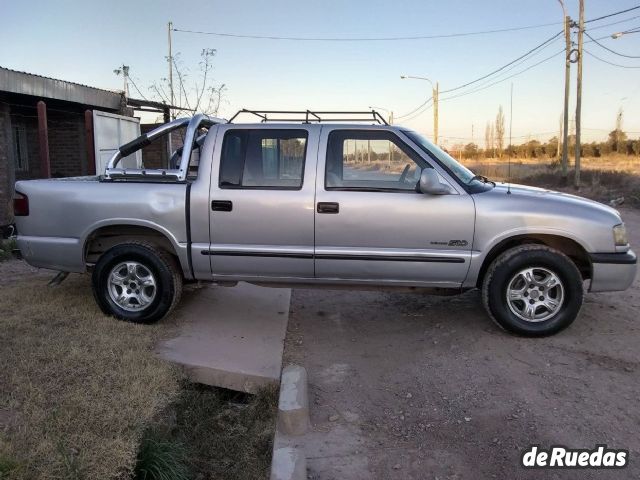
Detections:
[93, 110, 141, 174]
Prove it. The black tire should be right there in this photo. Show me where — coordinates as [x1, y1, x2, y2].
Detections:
[481, 244, 584, 337]
[92, 241, 183, 324]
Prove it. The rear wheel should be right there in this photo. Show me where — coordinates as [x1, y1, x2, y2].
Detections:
[482, 245, 584, 336]
[92, 242, 182, 323]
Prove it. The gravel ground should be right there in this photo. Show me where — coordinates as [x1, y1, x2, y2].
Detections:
[285, 207, 640, 480]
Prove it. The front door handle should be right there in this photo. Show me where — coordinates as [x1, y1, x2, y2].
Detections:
[317, 202, 339, 214]
[211, 200, 233, 212]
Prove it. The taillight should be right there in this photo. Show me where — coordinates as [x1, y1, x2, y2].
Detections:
[14, 192, 29, 216]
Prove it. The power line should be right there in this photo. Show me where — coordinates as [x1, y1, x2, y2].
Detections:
[172, 5, 640, 42]
[398, 47, 565, 121]
[399, 32, 564, 117]
[397, 24, 639, 118]
[172, 21, 563, 42]
[584, 31, 640, 58]
[400, 102, 433, 123]
[584, 49, 640, 68]
[584, 5, 640, 23]
[440, 48, 565, 102]
[128, 76, 149, 101]
[440, 31, 563, 94]
[395, 97, 432, 120]
[586, 15, 640, 31]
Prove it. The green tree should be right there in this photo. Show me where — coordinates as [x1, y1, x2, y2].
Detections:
[463, 142, 479, 160]
[608, 129, 627, 153]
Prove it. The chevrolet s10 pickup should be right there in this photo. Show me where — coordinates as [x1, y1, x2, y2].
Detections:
[13, 110, 637, 336]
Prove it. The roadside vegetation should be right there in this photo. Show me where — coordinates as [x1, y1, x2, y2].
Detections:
[138, 383, 277, 480]
[467, 157, 640, 207]
[0, 262, 276, 480]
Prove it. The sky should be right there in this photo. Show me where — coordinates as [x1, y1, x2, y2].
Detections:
[2, 0, 640, 147]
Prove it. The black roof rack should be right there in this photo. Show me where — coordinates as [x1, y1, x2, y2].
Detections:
[227, 109, 388, 125]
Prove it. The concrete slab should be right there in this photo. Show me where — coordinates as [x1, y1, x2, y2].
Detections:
[157, 282, 291, 393]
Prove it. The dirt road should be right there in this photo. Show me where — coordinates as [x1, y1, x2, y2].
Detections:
[285, 207, 640, 479]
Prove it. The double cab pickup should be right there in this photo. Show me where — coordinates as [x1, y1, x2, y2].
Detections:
[14, 111, 637, 336]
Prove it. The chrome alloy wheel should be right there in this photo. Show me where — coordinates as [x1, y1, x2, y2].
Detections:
[506, 267, 565, 322]
[107, 261, 157, 312]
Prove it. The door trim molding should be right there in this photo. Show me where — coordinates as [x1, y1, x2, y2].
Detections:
[201, 249, 464, 263]
[201, 250, 313, 259]
[315, 253, 464, 263]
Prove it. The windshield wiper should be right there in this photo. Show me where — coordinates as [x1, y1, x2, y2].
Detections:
[468, 174, 495, 186]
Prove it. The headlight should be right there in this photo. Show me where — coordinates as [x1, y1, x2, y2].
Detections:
[613, 224, 628, 246]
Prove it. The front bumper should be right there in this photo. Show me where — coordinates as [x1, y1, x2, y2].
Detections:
[589, 250, 637, 292]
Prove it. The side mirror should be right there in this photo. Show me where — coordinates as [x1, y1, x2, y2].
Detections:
[419, 168, 455, 195]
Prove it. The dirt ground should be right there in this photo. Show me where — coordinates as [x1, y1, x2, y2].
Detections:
[285, 207, 640, 480]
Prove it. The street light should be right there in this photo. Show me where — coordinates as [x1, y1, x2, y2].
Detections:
[400, 75, 439, 145]
[611, 29, 639, 39]
[368, 105, 394, 124]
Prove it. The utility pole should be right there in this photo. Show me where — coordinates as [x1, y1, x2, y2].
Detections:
[557, 113, 562, 158]
[433, 82, 439, 146]
[574, 0, 584, 189]
[168, 21, 174, 118]
[399, 76, 438, 144]
[559, 3, 571, 184]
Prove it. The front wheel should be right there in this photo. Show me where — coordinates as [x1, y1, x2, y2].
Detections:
[481, 245, 584, 337]
[92, 242, 183, 324]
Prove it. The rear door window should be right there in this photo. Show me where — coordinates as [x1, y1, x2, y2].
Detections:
[219, 129, 307, 189]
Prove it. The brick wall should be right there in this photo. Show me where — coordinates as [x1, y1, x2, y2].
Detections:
[140, 124, 184, 169]
[48, 111, 87, 178]
[0, 102, 13, 226]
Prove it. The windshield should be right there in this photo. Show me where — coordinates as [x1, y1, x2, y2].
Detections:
[401, 129, 478, 185]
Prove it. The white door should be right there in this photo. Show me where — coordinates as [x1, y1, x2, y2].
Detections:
[93, 110, 141, 174]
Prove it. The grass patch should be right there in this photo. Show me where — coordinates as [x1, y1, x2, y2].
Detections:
[1, 263, 279, 479]
[0, 270, 181, 479]
[134, 436, 189, 480]
[0, 454, 20, 478]
[141, 382, 278, 480]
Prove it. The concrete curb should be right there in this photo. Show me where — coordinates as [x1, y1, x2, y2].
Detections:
[270, 446, 306, 480]
[278, 365, 310, 435]
[270, 364, 309, 480]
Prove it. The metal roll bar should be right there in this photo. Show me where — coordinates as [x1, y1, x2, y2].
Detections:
[104, 114, 224, 181]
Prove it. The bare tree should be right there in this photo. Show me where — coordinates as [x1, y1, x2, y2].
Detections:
[490, 123, 495, 158]
[150, 48, 226, 120]
[495, 105, 505, 158]
[484, 122, 491, 158]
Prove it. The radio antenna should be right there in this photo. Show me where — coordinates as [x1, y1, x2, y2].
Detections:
[507, 82, 513, 195]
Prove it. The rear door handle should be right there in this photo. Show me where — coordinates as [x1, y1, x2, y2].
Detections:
[211, 200, 233, 212]
[317, 202, 339, 214]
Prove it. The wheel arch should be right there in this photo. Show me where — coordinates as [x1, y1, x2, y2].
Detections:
[82, 221, 186, 272]
[476, 233, 591, 288]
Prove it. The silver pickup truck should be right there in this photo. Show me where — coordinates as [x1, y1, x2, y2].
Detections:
[13, 111, 637, 336]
